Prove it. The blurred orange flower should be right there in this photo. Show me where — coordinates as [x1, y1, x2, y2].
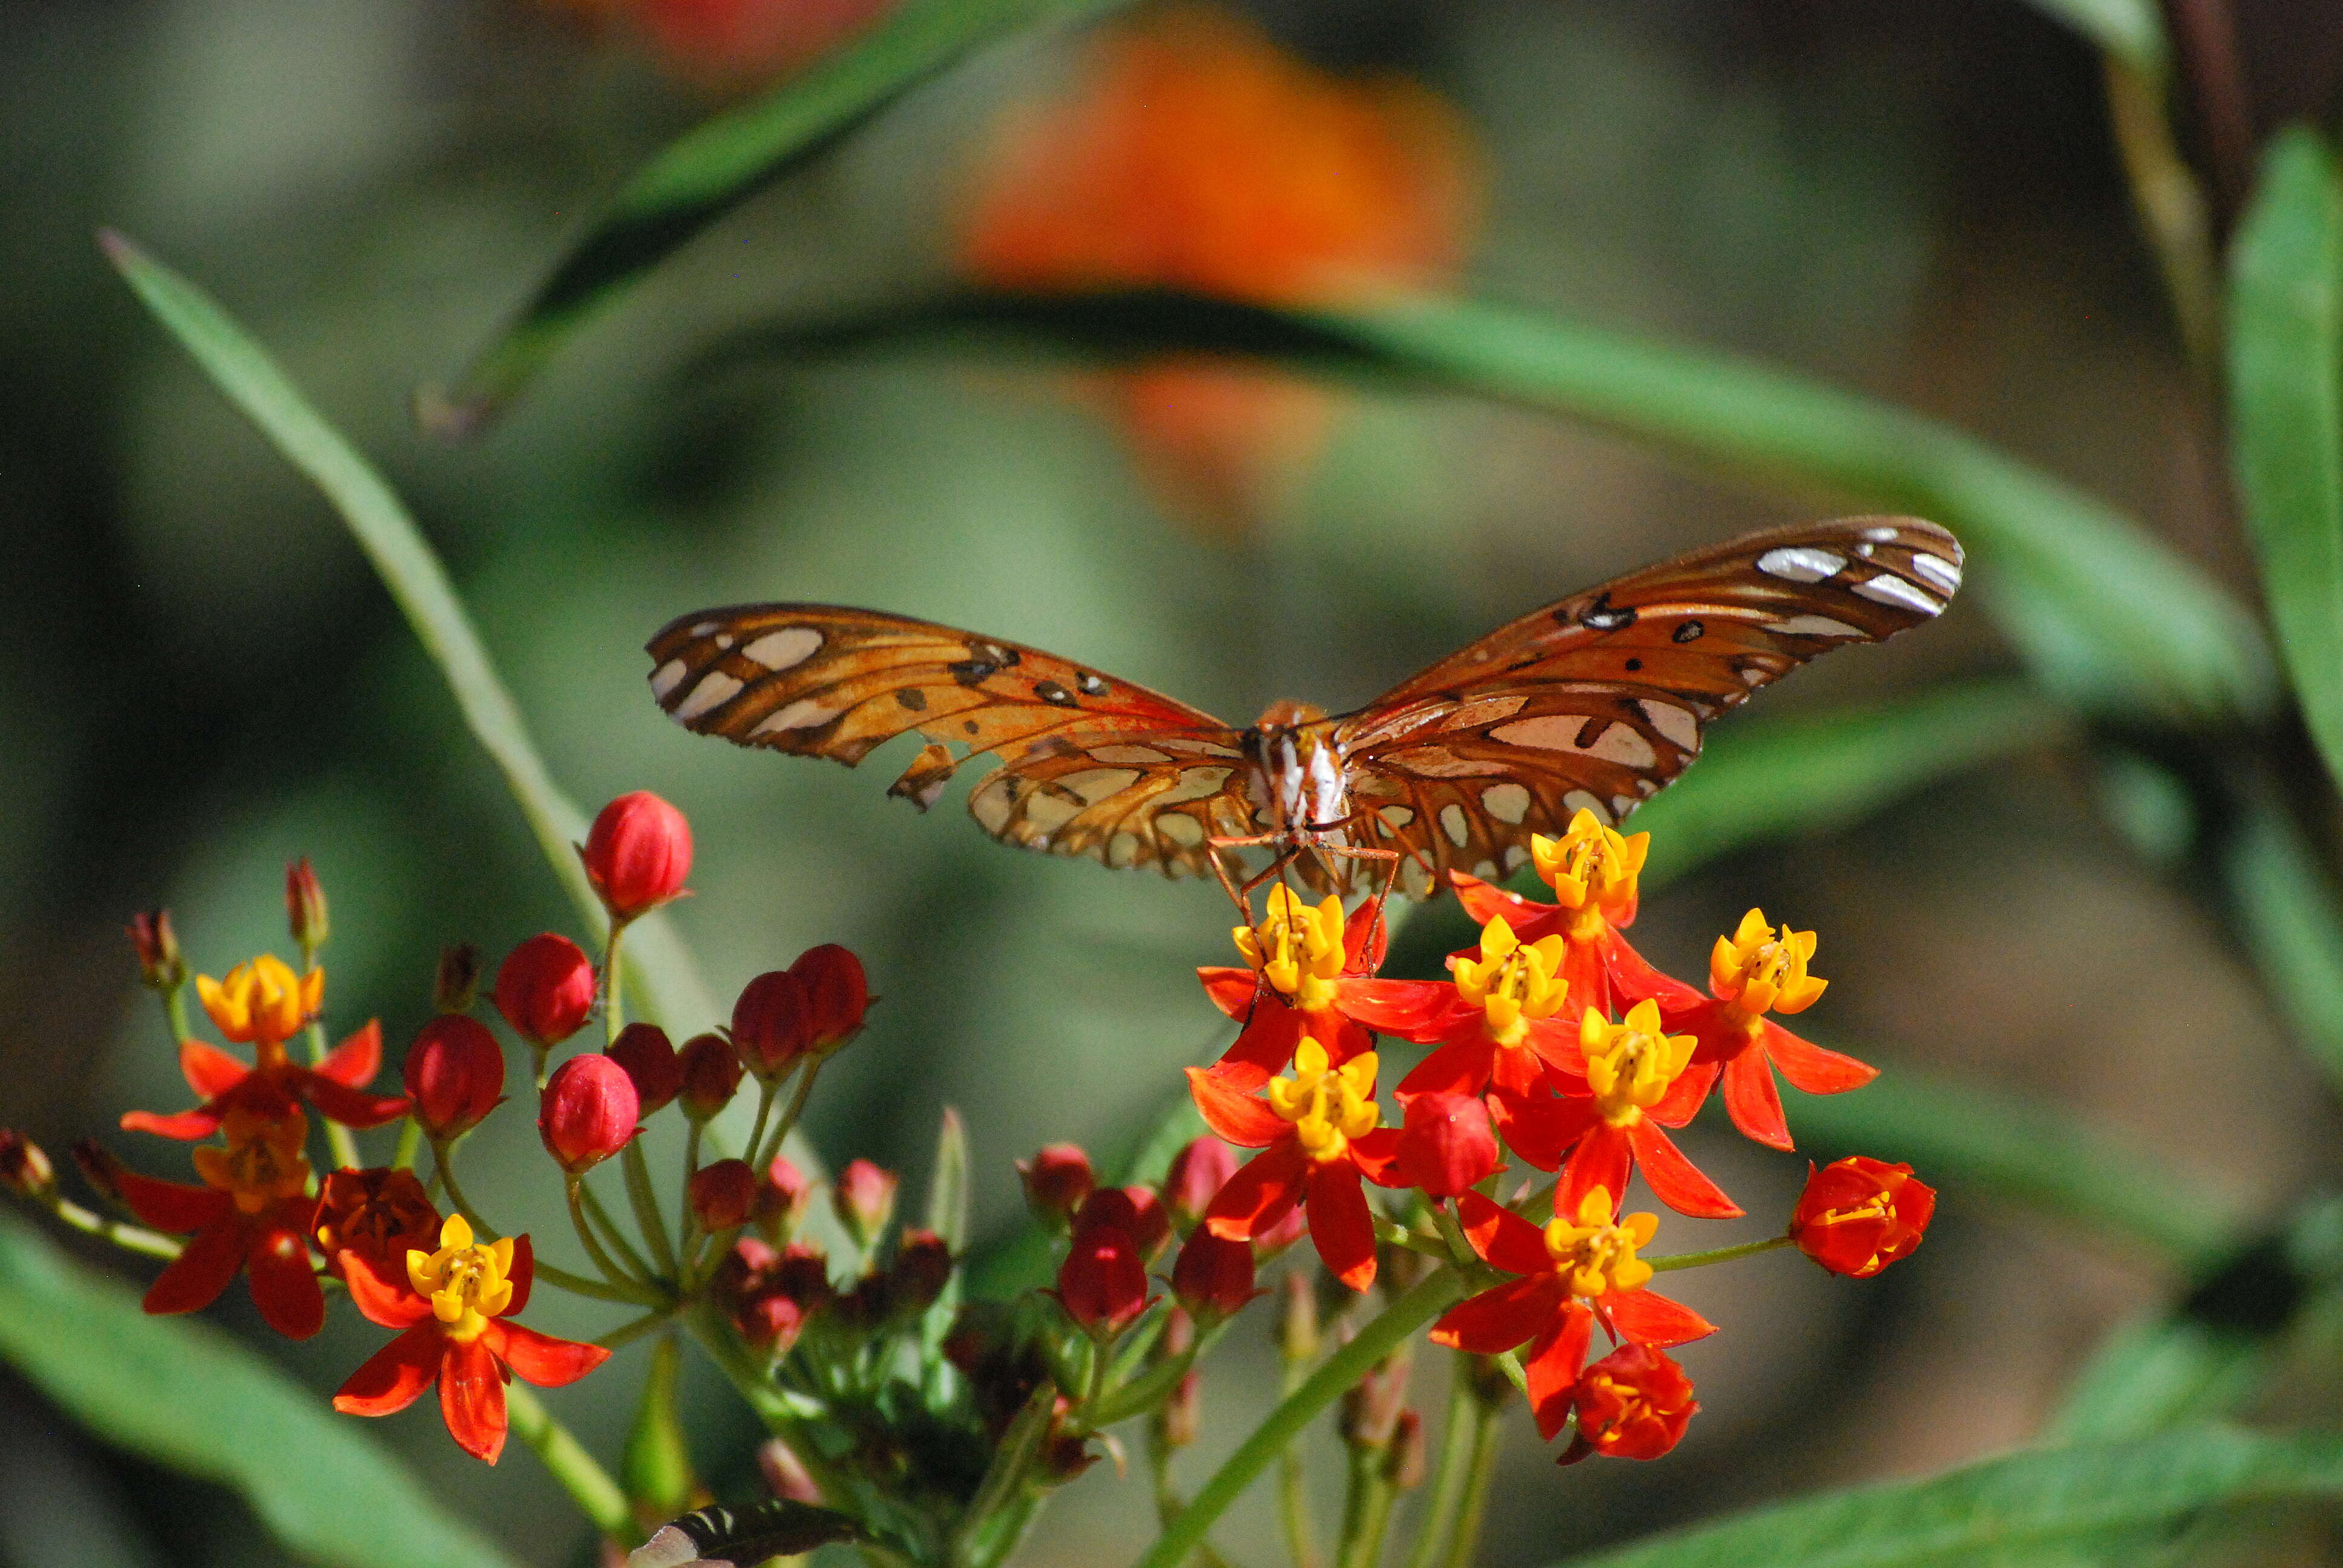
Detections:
[537, 0, 894, 92]
[962, 5, 1478, 533]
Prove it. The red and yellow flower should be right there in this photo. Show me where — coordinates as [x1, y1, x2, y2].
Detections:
[1450, 811, 1679, 1019]
[106, 1105, 327, 1339]
[1342, 914, 1580, 1106]
[1659, 909, 1875, 1150]
[121, 954, 407, 1140]
[1430, 1189, 1714, 1440]
[334, 1214, 608, 1463]
[1506, 1001, 1735, 1219]
[1560, 1343, 1698, 1464]
[1187, 1036, 1403, 1290]
[1199, 887, 1389, 1088]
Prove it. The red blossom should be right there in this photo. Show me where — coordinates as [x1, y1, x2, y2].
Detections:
[1561, 1343, 1698, 1464]
[690, 1158, 758, 1231]
[1392, 1092, 1501, 1198]
[128, 910, 185, 991]
[313, 1166, 440, 1281]
[581, 791, 693, 923]
[606, 1021, 683, 1114]
[833, 1159, 899, 1249]
[1791, 1157, 1935, 1278]
[1170, 1229, 1259, 1321]
[1055, 1206, 1153, 1334]
[1018, 1143, 1096, 1230]
[1199, 890, 1390, 1089]
[730, 969, 813, 1080]
[334, 1215, 607, 1463]
[1162, 1135, 1237, 1232]
[756, 1154, 814, 1241]
[493, 934, 596, 1050]
[677, 1031, 744, 1121]
[792, 944, 871, 1050]
[285, 858, 329, 952]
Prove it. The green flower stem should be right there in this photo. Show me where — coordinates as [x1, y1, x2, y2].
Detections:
[681, 1297, 853, 1507]
[1279, 1347, 1323, 1568]
[1646, 1233, 1792, 1272]
[566, 1180, 668, 1306]
[1438, 1393, 1506, 1568]
[597, 1307, 681, 1351]
[1335, 1445, 1396, 1568]
[1399, 1357, 1480, 1568]
[621, 1142, 678, 1280]
[431, 1143, 500, 1240]
[677, 1122, 706, 1278]
[391, 1116, 421, 1172]
[1372, 1218, 1450, 1260]
[1132, 1268, 1469, 1568]
[505, 1382, 635, 1545]
[161, 984, 195, 1049]
[581, 1180, 658, 1284]
[604, 923, 628, 1045]
[30, 1192, 182, 1261]
[759, 1059, 824, 1174]
[742, 1080, 780, 1181]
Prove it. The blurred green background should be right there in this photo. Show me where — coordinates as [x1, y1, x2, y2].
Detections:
[4, 2, 2335, 1566]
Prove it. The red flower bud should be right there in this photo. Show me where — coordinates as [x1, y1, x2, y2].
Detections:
[1170, 1229, 1259, 1321]
[1562, 1344, 1697, 1464]
[1056, 1214, 1151, 1334]
[127, 910, 185, 993]
[494, 933, 596, 1049]
[434, 942, 482, 1013]
[890, 1228, 955, 1310]
[1072, 1186, 1170, 1260]
[1162, 1136, 1238, 1232]
[756, 1154, 813, 1241]
[677, 1033, 744, 1121]
[1017, 1143, 1096, 1230]
[1384, 1409, 1427, 1489]
[1341, 1355, 1409, 1448]
[70, 1140, 125, 1207]
[581, 791, 693, 923]
[1395, 1093, 1501, 1198]
[690, 1158, 758, 1231]
[0, 1130, 55, 1198]
[742, 1290, 811, 1351]
[402, 1015, 506, 1139]
[1790, 1157, 1935, 1279]
[606, 1022, 683, 1114]
[730, 969, 813, 1080]
[538, 1054, 640, 1173]
[286, 858, 329, 952]
[1254, 1201, 1307, 1259]
[757, 1437, 822, 1504]
[791, 944, 870, 1050]
[832, 1158, 899, 1249]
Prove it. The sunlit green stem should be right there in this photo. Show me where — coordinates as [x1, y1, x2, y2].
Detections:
[392, 1116, 421, 1172]
[1132, 1269, 1467, 1568]
[604, 921, 628, 1045]
[506, 1382, 635, 1544]
[681, 1297, 851, 1507]
[759, 1059, 824, 1174]
[621, 1142, 678, 1279]
[1439, 1394, 1505, 1568]
[742, 1080, 780, 1181]
[567, 1179, 666, 1306]
[582, 1180, 657, 1283]
[161, 985, 195, 1048]
[26, 1191, 182, 1261]
[1336, 1445, 1396, 1568]
[1646, 1234, 1792, 1272]
[598, 1307, 681, 1351]
[677, 1122, 707, 1279]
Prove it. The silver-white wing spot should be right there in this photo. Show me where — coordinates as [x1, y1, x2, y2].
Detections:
[1755, 546, 1847, 583]
[1480, 783, 1532, 824]
[1156, 814, 1207, 848]
[1439, 803, 1472, 847]
[741, 627, 823, 671]
[1487, 715, 1587, 753]
[1636, 701, 1699, 754]
[971, 777, 1015, 833]
[750, 698, 841, 735]
[1561, 789, 1610, 824]
[1589, 724, 1657, 769]
[1090, 745, 1173, 766]
[650, 659, 689, 701]
[1377, 805, 1417, 830]
[1909, 554, 1962, 595]
[673, 671, 742, 721]
[1109, 831, 1142, 867]
[1447, 694, 1530, 730]
[1385, 745, 1512, 777]
[1057, 768, 1141, 805]
[1772, 615, 1866, 639]
[1153, 767, 1232, 806]
[1852, 574, 1944, 615]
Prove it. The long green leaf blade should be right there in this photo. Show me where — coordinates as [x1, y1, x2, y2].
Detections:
[2230, 128, 2343, 786]
[709, 288, 2273, 722]
[1563, 1426, 2343, 1568]
[0, 1215, 522, 1568]
[99, 231, 718, 1036]
[431, 0, 1132, 423]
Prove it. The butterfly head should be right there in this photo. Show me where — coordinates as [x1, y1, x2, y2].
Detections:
[1245, 703, 1349, 837]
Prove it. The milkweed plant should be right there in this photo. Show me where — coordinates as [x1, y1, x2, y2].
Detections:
[17, 4, 2343, 1568]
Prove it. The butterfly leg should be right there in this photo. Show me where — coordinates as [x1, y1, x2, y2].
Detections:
[1319, 841, 1401, 915]
[1208, 832, 1287, 916]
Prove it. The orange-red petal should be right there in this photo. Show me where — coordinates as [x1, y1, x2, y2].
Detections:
[1604, 1287, 1717, 1348]
[483, 1319, 609, 1388]
[316, 1019, 384, 1089]
[119, 1107, 224, 1141]
[1204, 1139, 1308, 1241]
[1720, 1048, 1792, 1150]
[439, 1334, 508, 1463]
[143, 1221, 245, 1315]
[1306, 1160, 1377, 1291]
[1455, 1190, 1552, 1276]
[333, 1325, 442, 1416]
[1196, 965, 1260, 1021]
[1523, 1302, 1594, 1440]
[1430, 1272, 1567, 1354]
[246, 1222, 327, 1339]
[1559, 1123, 1632, 1218]
[1185, 1067, 1289, 1148]
[111, 1165, 232, 1234]
[1337, 978, 1469, 1042]
[298, 1071, 411, 1130]
[1207, 1003, 1306, 1091]
[1763, 1021, 1877, 1095]
[1626, 1121, 1741, 1219]
[342, 1250, 434, 1330]
[179, 1039, 250, 1099]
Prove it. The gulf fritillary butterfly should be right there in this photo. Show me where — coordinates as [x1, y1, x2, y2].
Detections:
[647, 517, 1961, 901]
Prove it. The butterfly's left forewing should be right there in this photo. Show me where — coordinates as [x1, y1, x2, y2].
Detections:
[1335, 517, 1962, 888]
[646, 604, 1253, 878]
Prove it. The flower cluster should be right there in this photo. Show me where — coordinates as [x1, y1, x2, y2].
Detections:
[1181, 810, 1935, 1463]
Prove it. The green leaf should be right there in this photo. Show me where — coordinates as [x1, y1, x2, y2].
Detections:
[2231, 129, 2343, 788]
[623, 1337, 699, 1525]
[430, 0, 1133, 425]
[1562, 1426, 2343, 1568]
[2220, 785, 2343, 1091]
[99, 231, 718, 1037]
[2043, 1313, 2264, 1445]
[0, 1214, 521, 1568]
[2019, 0, 2167, 76]
[710, 287, 2273, 723]
[1784, 1064, 2235, 1275]
[1631, 680, 2066, 886]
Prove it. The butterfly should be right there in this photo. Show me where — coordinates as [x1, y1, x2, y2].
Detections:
[647, 517, 1961, 902]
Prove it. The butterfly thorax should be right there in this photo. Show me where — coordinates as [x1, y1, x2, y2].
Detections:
[1244, 702, 1352, 842]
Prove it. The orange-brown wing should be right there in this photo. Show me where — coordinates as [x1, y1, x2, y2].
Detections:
[1333, 517, 1962, 894]
[646, 605, 1253, 878]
